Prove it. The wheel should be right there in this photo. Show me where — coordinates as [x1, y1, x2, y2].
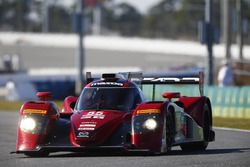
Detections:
[164, 112, 174, 152]
[180, 102, 211, 151]
[24, 152, 49, 157]
[203, 102, 212, 142]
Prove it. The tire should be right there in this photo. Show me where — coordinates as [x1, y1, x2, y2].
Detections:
[165, 112, 174, 152]
[203, 102, 212, 142]
[180, 102, 211, 151]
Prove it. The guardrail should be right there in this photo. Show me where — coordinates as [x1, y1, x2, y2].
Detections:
[142, 85, 250, 119]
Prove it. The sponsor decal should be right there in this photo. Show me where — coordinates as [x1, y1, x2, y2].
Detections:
[77, 131, 89, 138]
[80, 124, 96, 127]
[23, 109, 47, 114]
[80, 122, 97, 124]
[137, 109, 160, 114]
[78, 127, 95, 131]
[78, 123, 96, 131]
[91, 82, 123, 87]
[81, 111, 105, 119]
[143, 77, 199, 82]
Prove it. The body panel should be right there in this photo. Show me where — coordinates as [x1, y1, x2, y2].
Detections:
[14, 72, 214, 155]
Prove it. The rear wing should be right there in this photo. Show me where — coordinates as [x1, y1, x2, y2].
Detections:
[141, 72, 204, 99]
[85, 72, 143, 84]
[85, 71, 204, 97]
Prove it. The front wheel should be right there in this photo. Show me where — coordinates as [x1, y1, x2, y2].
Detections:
[164, 112, 174, 152]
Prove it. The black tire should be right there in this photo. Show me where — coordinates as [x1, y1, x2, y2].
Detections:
[165, 112, 174, 152]
[203, 102, 212, 142]
[24, 152, 49, 157]
[180, 102, 211, 151]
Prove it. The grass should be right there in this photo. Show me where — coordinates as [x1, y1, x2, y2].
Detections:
[0, 100, 63, 111]
[0, 101, 249, 130]
[0, 100, 24, 111]
[213, 117, 250, 130]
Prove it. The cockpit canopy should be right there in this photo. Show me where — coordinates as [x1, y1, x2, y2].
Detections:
[75, 86, 144, 112]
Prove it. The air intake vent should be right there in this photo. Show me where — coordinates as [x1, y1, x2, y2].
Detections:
[102, 73, 125, 80]
[102, 73, 116, 78]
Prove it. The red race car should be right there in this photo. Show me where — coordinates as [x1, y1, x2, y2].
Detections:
[13, 72, 215, 156]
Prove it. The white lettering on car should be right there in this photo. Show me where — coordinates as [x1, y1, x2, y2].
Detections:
[91, 82, 123, 87]
[80, 124, 96, 127]
[81, 111, 105, 119]
[77, 131, 89, 138]
[78, 127, 95, 131]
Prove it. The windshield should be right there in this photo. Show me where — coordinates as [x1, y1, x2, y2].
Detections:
[75, 87, 142, 112]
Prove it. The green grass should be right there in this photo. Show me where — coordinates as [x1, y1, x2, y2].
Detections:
[0, 100, 24, 111]
[0, 100, 63, 111]
[213, 117, 250, 130]
[0, 101, 249, 130]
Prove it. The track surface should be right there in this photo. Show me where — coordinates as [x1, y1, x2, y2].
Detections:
[1, 111, 250, 167]
[0, 45, 221, 71]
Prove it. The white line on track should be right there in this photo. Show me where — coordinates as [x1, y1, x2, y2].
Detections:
[214, 127, 250, 133]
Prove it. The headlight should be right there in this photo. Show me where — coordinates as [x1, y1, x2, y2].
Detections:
[144, 118, 157, 130]
[20, 117, 36, 132]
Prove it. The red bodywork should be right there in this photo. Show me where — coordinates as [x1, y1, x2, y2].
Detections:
[14, 73, 214, 155]
[61, 96, 78, 115]
[70, 110, 130, 146]
[16, 101, 59, 151]
[15, 94, 210, 154]
[162, 92, 180, 100]
[132, 102, 166, 152]
[179, 96, 207, 127]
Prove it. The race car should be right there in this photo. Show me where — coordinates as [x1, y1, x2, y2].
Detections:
[13, 72, 215, 156]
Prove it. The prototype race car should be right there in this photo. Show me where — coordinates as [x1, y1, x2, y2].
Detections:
[13, 72, 215, 156]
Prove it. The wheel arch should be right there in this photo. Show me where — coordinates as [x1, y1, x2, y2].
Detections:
[205, 97, 213, 127]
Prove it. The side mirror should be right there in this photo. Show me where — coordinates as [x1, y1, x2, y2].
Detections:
[36, 92, 53, 101]
[162, 92, 180, 101]
[61, 96, 78, 114]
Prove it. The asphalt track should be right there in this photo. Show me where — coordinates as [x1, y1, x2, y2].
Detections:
[0, 45, 222, 71]
[0, 111, 250, 167]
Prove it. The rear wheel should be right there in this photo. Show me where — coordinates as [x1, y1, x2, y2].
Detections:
[180, 102, 211, 151]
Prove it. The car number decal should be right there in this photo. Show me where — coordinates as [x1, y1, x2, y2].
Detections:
[81, 111, 105, 119]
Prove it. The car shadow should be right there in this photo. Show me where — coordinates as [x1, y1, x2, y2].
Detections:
[18, 147, 250, 158]
[166, 147, 250, 156]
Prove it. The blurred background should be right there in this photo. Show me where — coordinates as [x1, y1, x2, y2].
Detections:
[0, 0, 250, 119]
